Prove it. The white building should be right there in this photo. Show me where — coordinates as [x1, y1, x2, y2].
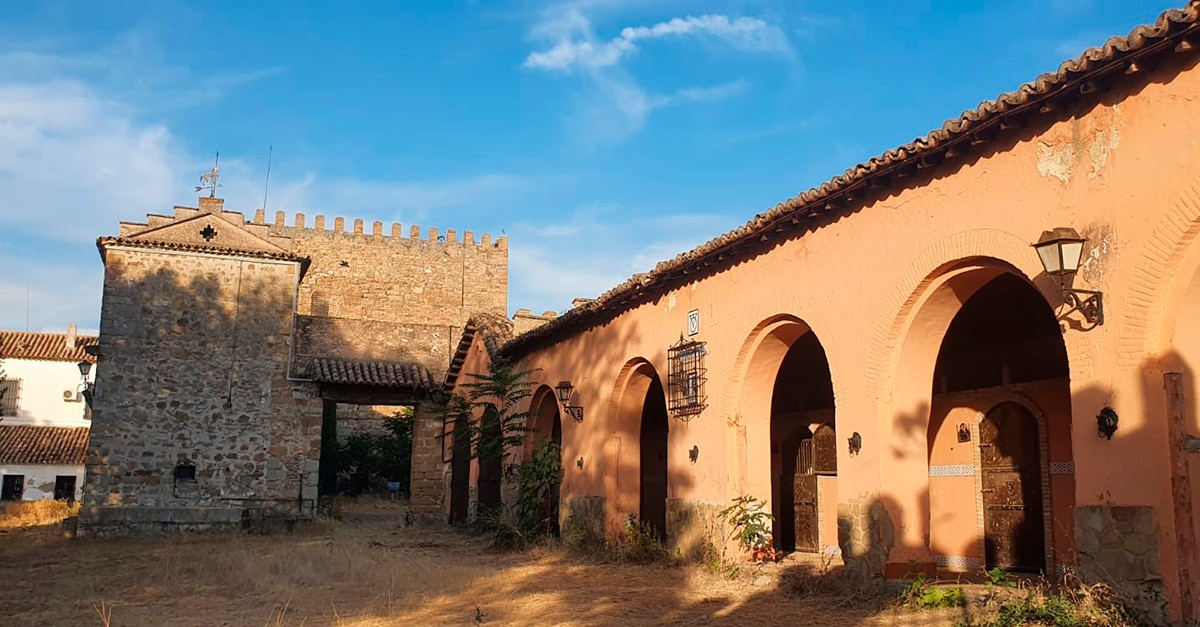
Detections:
[0, 326, 96, 502]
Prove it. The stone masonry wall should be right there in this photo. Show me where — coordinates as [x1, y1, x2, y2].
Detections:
[80, 248, 321, 534]
[1075, 505, 1168, 625]
[263, 213, 508, 379]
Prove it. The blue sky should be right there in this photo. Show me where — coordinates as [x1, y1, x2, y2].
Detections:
[0, 0, 1179, 333]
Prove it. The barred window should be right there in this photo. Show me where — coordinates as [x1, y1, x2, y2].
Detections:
[668, 336, 707, 421]
[0, 379, 19, 416]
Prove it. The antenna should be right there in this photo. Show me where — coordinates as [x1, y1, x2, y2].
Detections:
[262, 145, 274, 212]
[195, 151, 221, 198]
[24, 286, 29, 332]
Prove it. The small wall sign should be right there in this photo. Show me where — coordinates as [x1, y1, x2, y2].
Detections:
[687, 309, 700, 336]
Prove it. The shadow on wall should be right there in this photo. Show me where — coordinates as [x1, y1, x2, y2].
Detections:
[82, 258, 351, 530]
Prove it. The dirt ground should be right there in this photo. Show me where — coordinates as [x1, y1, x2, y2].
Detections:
[0, 500, 974, 626]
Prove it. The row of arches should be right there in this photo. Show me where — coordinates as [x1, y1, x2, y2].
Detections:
[447, 264, 1076, 574]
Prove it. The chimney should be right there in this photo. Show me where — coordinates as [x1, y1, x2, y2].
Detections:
[65, 324, 77, 349]
[198, 197, 224, 213]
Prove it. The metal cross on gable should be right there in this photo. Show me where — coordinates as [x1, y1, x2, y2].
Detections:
[199, 224, 218, 242]
[195, 151, 221, 198]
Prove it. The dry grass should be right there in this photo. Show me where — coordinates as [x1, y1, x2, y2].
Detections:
[0, 499, 79, 529]
[0, 499, 978, 626]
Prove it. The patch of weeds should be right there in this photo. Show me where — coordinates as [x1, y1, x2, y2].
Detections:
[471, 505, 527, 551]
[563, 514, 606, 556]
[613, 515, 671, 564]
[898, 573, 966, 609]
[960, 575, 1135, 627]
[701, 541, 739, 579]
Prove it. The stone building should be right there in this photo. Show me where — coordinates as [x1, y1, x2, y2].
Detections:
[79, 196, 506, 534]
[445, 5, 1200, 624]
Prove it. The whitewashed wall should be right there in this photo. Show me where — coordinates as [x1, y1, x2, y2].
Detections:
[0, 464, 84, 501]
[0, 358, 93, 427]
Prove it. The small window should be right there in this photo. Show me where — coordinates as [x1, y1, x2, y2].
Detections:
[1, 475, 24, 501]
[668, 336, 707, 421]
[54, 476, 77, 503]
[0, 379, 20, 416]
[173, 463, 196, 482]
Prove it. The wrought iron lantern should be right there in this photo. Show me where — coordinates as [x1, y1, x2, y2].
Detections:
[1097, 407, 1119, 440]
[847, 432, 862, 456]
[1032, 227, 1104, 325]
[555, 380, 584, 422]
[77, 360, 94, 409]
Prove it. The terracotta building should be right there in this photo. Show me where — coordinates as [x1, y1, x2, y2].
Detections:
[445, 4, 1200, 624]
[79, 197, 507, 534]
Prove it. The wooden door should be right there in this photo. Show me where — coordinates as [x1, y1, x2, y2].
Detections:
[448, 417, 471, 525]
[980, 402, 1046, 572]
[793, 439, 818, 552]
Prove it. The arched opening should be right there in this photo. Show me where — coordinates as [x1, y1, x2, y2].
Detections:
[448, 413, 471, 525]
[925, 272, 1070, 574]
[734, 316, 836, 554]
[531, 386, 563, 536]
[640, 375, 669, 540]
[477, 407, 503, 514]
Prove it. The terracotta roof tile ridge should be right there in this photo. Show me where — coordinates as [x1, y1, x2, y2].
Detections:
[0, 330, 100, 362]
[502, 2, 1200, 358]
[97, 236, 310, 264]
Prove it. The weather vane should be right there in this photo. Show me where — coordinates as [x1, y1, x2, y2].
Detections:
[195, 152, 222, 198]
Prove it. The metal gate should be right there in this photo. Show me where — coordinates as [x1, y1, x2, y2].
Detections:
[793, 439, 818, 552]
[980, 402, 1046, 572]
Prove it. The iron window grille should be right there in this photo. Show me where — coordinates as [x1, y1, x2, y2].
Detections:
[668, 336, 707, 421]
[0, 379, 19, 416]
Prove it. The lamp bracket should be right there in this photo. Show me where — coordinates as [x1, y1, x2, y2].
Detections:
[564, 405, 584, 423]
[1063, 288, 1104, 326]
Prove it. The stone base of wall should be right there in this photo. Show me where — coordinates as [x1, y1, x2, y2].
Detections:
[563, 496, 605, 549]
[1075, 505, 1167, 625]
[837, 497, 895, 582]
[666, 499, 725, 561]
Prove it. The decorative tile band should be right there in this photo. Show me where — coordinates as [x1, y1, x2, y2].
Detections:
[929, 464, 975, 477]
[1049, 461, 1075, 475]
[933, 555, 985, 570]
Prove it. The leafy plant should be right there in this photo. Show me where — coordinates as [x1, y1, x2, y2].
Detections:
[899, 573, 966, 609]
[509, 438, 562, 541]
[960, 576, 1134, 627]
[717, 495, 775, 562]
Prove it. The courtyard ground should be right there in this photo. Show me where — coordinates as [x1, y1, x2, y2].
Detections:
[0, 499, 982, 626]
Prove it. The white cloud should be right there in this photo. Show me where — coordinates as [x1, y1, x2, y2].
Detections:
[525, 14, 790, 72]
[523, 4, 791, 144]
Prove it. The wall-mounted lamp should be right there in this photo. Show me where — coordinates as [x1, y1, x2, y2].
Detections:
[957, 423, 971, 443]
[576, 456, 584, 469]
[77, 360, 94, 409]
[555, 380, 584, 422]
[1033, 228, 1104, 326]
[848, 432, 862, 456]
[1097, 407, 1118, 440]
[688, 445, 700, 464]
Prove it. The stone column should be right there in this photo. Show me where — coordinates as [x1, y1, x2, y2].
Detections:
[409, 401, 448, 521]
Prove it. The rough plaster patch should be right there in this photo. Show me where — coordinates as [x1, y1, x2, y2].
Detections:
[1086, 126, 1120, 180]
[667, 292, 677, 312]
[1037, 141, 1077, 184]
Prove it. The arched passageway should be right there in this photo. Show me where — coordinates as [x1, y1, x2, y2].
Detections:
[478, 408, 503, 514]
[448, 414, 471, 525]
[925, 272, 1072, 573]
[531, 387, 563, 536]
[735, 316, 837, 554]
[639, 376, 669, 540]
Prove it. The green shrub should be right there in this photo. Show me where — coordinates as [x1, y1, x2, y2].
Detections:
[899, 573, 966, 609]
[614, 515, 671, 563]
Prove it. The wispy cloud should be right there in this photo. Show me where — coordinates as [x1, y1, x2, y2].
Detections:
[525, 14, 791, 72]
[523, 4, 791, 144]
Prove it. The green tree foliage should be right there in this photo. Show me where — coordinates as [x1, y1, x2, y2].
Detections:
[334, 409, 414, 495]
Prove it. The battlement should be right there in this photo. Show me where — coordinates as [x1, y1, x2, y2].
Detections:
[251, 208, 506, 250]
[115, 197, 506, 251]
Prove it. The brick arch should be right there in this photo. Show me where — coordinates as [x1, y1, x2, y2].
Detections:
[865, 229, 1072, 413]
[1119, 178, 1200, 365]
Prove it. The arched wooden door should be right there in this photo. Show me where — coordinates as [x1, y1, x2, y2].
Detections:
[980, 402, 1046, 572]
[792, 437, 818, 552]
[639, 377, 669, 540]
[449, 416, 471, 525]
